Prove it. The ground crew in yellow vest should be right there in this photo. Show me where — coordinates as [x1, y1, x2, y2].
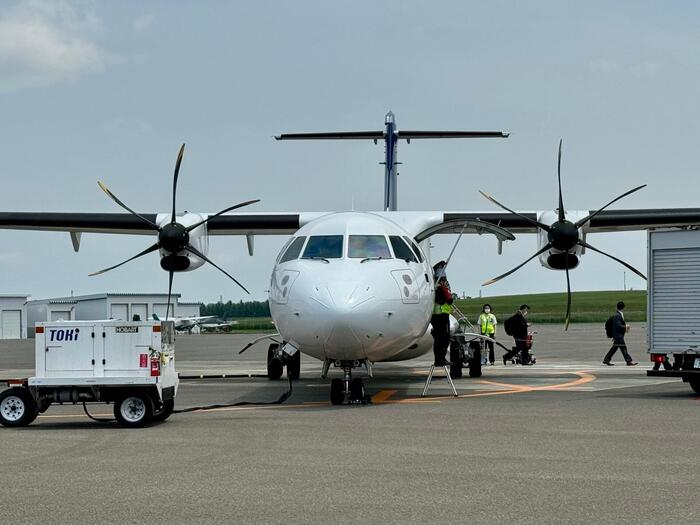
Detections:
[477, 304, 497, 365]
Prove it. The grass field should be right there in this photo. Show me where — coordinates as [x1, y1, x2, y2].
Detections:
[216, 289, 647, 332]
[455, 290, 647, 324]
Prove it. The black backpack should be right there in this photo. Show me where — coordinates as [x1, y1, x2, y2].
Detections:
[504, 315, 516, 336]
[604, 316, 614, 338]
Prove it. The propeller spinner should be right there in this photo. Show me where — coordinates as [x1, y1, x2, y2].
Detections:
[90, 144, 259, 319]
[480, 140, 647, 330]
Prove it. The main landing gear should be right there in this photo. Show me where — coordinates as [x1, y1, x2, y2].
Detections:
[323, 359, 371, 406]
[267, 343, 301, 381]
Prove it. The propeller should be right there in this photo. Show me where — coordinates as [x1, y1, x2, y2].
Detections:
[480, 139, 647, 330]
[90, 143, 259, 319]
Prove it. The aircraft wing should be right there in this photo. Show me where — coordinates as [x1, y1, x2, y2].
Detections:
[439, 209, 700, 234]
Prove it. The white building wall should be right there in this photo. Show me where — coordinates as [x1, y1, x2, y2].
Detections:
[74, 298, 108, 320]
[0, 296, 29, 339]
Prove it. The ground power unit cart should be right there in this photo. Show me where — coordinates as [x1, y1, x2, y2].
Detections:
[0, 320, 178, 428]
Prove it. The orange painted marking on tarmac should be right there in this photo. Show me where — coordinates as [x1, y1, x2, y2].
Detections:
[372, 389, 397, 404]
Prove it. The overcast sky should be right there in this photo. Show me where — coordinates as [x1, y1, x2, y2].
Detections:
[1, 1, 699, 304]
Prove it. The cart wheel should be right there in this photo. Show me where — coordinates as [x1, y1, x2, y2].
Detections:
[469, 348, 483, 378]
[114, 393, 154, 428]
[449, 343, 463, 379]
[690, 380, 700, 395]
[152, 398, 175, 423]
[0, 388, 38, 428]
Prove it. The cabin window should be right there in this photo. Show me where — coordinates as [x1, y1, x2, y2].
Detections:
[302, 235, 344, 259]
[404, 236, 425, 262]
[279, 236, 306, 263]
[348, 235, 392, 259]
[389, 236, 418, 263]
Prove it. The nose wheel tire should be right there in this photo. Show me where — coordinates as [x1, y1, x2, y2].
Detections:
[267, 343, 283, 380]
[350, 378, 365, 402]
[0, 388, 39, 428]
[330, 378, 345, 405]
[114, 393, 154, 428]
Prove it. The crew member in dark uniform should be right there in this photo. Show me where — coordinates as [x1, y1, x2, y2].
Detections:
[431, 261, 453, 366]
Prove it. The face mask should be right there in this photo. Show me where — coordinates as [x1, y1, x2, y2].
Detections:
[484, 308, 491, 313]
[522, 310, 528, 317]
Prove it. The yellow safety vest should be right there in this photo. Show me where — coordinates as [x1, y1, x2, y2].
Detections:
[433, 302, 451, 315]
[478, 313, 497, 335]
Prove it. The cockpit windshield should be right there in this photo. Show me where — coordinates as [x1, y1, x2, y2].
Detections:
[348, 235, 392, 259]
[302, 235, 344, 259]
[389, 236, 418, 263]
[279, 236, 306, 263]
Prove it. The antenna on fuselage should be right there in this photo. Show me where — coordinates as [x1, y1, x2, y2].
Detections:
[275, 113, 509, 212]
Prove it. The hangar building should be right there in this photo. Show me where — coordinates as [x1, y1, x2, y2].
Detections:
[0, 294, 30, 339]
[26, 293, 202, 337]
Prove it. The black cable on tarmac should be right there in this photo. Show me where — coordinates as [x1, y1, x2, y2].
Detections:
[83, 402, 114, 423]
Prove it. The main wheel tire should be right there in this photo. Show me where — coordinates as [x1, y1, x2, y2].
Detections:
[152, 398, 175, 423]
[113, 393, 154, 428]
[469, 348, 483, 378]
[450, 343, 463, 379]
[690, 379, 700, 395]
[287, 351, 301, 381]
[0, 388, 38, 427]
[330, 378, 345, 405]
[350, 378, 365, 401]
[267, 344, 283, 380]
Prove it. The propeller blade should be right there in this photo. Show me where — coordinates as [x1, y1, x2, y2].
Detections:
[557, 139, 565, 221]
[482, 243, 552, 286]
[574, 185, 647, 229]
[185, 199, 261, 233]
[89, 242, 160, 276]
[166, 270, 174, 320]
[172, 143, 185, 223]
[97, 182, 159, 230]
[564, 255, 572, 331]
[478, 190, 551, 232]
[577, 239, 647, 280]
[185, 244, 250, 294]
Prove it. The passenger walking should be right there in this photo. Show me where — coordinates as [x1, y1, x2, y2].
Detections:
[603, 301, 638, 366]
[503, 304, 531, 365]
[477, 304, 497, 365]
[431, 261, 453, 366]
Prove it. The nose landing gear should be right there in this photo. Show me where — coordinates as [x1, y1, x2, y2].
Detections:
[327, 360, 371, 405]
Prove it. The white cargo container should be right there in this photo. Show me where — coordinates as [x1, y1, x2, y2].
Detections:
[0, 320, 178, 428]
[646, 229, 700, 394]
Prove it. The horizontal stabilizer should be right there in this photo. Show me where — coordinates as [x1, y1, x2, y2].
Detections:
[397, 130, 509, 139]
[275, 131, 383, 140]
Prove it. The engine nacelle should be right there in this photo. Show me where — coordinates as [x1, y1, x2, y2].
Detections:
[155, 212, 210, 272]
[536, 210, 589, 271]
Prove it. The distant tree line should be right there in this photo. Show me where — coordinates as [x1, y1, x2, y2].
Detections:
[201, 300, 271, 318]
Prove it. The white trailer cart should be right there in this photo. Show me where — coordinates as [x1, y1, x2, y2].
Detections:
[0, 320, 178, 428]
[646, 229, 700, 394]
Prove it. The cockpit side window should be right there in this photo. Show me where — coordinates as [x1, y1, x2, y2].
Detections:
[302, 235, 344, 259]
[279, 236, 307, 263]
[404, 236, 425, 262]
[390, 236, 418, 263]
[348, 235, 392, 259]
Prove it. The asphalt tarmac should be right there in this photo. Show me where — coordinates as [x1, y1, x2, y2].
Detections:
[1, 324, 698, 524]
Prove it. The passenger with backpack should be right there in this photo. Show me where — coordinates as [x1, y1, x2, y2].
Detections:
[603, 301, 637, 366]
[502, 304, 532, 365]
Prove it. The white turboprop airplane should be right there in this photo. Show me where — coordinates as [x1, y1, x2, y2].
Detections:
[2, 112, 700, 404]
